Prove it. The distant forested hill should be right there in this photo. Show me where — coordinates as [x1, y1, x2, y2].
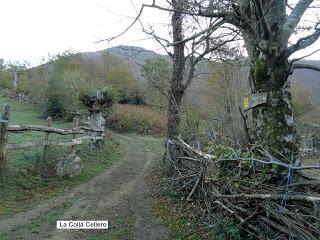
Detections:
[290, 60, 320, 103]
[82, 45, 163, 84]
[87, 46, 320, 104]
[22, 45, 320, 105]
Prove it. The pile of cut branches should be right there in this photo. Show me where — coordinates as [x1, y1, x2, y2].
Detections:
[167, 138, 320, 239]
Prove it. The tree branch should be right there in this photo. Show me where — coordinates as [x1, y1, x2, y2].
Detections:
[174, 138, 320, 171]
[280, 0, 314, 44]
[254, 0, 271, 39]
[146, 3, 231, 19]
[286, 28, 320, 56]
[292, 63, 320, 72]
[96, 4, 146, 42]
[290, 49, 320, 62]
[142, 27, 173, 58]
[168, 19, 225, 47]
[211, 193, 320, 202]
[182, 34, 239, 92]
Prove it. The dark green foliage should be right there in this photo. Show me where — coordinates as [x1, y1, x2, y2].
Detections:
[42, 51, 83, 119]
[118, 94, 146, 105]
[79, 86, 119, 110]
[42, 95, 65, 119]
[160, 177, 188, 200]
[209, 215, 241, 240]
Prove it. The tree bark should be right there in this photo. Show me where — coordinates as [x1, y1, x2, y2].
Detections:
[238, 0, 298, 163]
[12, 68, 18, 92]
[167, 0, 185, 139]
[250, 54, 296, 162]
[0, 104, 10, 173]
[164, 0, 186, 174]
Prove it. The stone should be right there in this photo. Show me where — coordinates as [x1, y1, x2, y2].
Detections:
[56, 153, 83, 178]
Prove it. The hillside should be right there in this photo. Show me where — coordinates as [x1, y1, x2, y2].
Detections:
[82, 46, 320, 103]
[82, 45, 164, 85]
[290, 60, 320, 103]
[18, 45, 319, 108]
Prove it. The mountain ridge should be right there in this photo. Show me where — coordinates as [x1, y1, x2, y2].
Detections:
[96, 45, 320, 103]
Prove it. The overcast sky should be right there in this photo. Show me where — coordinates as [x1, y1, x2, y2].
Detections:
[0, 0, 170, 65]
[0, 0, 319, 65]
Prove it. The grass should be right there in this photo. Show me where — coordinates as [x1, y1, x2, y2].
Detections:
[0, 201, 72, 240]
[0, 97, 122, 215]
[107, 104, 167, 135]
[87, 219, 133, 240]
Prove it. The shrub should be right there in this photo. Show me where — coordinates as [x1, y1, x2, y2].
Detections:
[209, 214, 241, 240]
[42, 51, 86, 119]
[118, 94, 146, 105]
[106, 104, 167, 135]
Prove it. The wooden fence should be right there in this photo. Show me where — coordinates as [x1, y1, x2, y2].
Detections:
[0, 104, 105, 173]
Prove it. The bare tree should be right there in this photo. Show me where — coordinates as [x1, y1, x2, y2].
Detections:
[107, 0, 320, 163]
[159, 0, 320, 163]
[7, 61, 29, 93]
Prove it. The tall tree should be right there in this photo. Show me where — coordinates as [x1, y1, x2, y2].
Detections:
[167, 0, 185, 139]
[7, 61, 29, 92]
[155, 0, 320, 163]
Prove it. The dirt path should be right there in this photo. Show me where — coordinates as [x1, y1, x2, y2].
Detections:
[0, 134, 170, 240]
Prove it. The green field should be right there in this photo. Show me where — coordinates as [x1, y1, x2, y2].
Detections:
[0, 97, 122, 215]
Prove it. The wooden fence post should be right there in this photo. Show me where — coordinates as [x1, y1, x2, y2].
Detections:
[42, 116, 52, 162]
[0, 104, 10, 173]
[71, 117, 79, 154]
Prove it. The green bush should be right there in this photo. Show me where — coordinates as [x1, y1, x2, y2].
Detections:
[209, 215, 241, 240]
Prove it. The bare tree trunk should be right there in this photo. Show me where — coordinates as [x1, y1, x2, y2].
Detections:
[164, 0, 186, 174]
[12, 68, 18, 92]
[167, 0, 185, 139]
[0, 104, 10, 173]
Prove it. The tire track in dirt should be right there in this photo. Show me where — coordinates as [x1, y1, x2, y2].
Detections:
[0, 134, 169, 240]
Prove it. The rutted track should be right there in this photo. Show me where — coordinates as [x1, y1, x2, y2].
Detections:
[0, 134, 169, 240]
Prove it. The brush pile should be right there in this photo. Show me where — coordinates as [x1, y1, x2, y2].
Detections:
[167, 138, 320, 239]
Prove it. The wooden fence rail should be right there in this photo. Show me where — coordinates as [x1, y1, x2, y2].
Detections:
[0, 104, 105, 174]
[7, 125, 85, 135]
[6, 139, 83, 150]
